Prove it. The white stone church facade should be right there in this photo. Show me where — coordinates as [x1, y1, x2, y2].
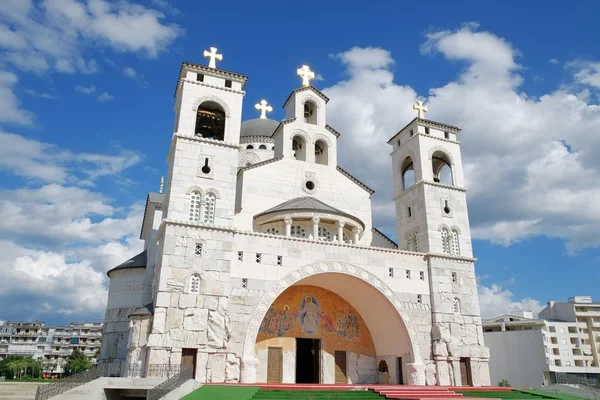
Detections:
[98, 51, 491, 386]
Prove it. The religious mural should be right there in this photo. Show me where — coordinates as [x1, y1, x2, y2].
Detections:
[256, 285, 375, 357]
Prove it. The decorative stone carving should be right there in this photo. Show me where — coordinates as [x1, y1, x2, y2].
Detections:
[405, 362, 426, 386]
[207, 310, 228, 348]
[238, 152, 260, 167]
[240, 357, 258, 383]
[225, 353, 240, 382]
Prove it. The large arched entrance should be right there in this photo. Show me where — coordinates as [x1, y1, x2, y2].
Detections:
[240, 262, 425, 385]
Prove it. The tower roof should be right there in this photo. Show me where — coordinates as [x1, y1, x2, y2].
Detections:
[240, 118, 279, 137]
[106, 250, 147, 277]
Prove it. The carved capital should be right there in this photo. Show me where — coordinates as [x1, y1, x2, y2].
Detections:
[283, 217, 293, 226]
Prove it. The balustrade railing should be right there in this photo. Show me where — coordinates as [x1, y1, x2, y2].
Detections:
[34, 363, 187, 400]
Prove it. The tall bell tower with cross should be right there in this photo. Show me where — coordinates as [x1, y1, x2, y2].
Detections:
[386, 101, 489, 386]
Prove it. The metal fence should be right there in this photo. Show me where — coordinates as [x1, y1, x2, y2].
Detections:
[34, 363, 189, 400]
[554, 372, 600, 389]
[147, 365, 194, 400]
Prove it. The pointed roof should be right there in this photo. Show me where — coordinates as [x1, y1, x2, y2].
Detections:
[106, 250, 147, 277]
[255, 196, 364, 228]
[282, 85, 330, 108]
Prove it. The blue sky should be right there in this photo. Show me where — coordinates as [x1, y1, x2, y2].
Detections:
[1, 0, 599, 325]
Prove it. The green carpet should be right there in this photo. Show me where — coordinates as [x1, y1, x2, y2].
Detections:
[456, 390, 587, 400]
[181, 385, 259, 400]
[250, 390, 380, 399]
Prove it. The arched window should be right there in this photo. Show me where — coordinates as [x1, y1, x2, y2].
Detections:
[451, 229, 460, 255]
[318, 226, 331, 241]
[189, 191, 202, 222]
[378, 360, 389, 373]
[271, 145, 275, 150]
[291, 225, 306, 238]
[414, 231, 420, 252]
[401, 157, 415, 190]
[259, 144, 267, 150]
[292, 135, 307, 161]
[246, 145, 254, 150]
[195, 101, 225, 141]
[203, 192, 216, 224]
[304, 101, 317, 124]
[453, 297, 461, 314]
[314, 140, 328, 165]
[440, 228, 450, 254]
[266, 227, 279, 235]
[190, 274, 200, 294]
[431, 151, 453, 185]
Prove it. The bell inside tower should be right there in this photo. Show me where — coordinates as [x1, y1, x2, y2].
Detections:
[195, 101, 225, 141]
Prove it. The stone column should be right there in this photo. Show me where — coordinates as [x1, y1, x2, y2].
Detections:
[405, 362, 426, 385]
[352, 227, 360, 244]
[312, 216, 320, 240]
[240, 356, 259, 383]
[284, 217, 292, 237]
[336, 221, 345, 243]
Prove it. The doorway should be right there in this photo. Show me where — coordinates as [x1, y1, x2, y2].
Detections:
[296, 338, 320, 383]
[459, 357, 473, 386]
[397, 357, 404, 384]
[267, 347, 283, 383]
[334, 351, 347, 384]
[181, 348, 197, 378]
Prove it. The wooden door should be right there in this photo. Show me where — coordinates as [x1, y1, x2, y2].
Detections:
[267, 347, 283, 383]
[459, 358, 472, 386]
[181, 348, 197, 376]
[334, 351, 347, 384]
[397, 357, 404, 385]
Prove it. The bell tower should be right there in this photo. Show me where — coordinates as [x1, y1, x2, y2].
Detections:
[388, 101, 471, 256]
[387, 102, 490, 386]
[145, 48, 248, 372]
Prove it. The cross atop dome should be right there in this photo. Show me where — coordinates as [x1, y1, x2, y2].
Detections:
[413, 100, 428, 119]
[203, 47, 223, 69]
[255, 99, 272, 119]
[297, 65, 315, 87]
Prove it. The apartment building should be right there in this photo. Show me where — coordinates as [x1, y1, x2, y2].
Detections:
[0, 321, 102, 376]
[483, 296, 600, 388]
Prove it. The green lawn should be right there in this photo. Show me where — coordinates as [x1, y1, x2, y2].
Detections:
[181, 385, 259, 400]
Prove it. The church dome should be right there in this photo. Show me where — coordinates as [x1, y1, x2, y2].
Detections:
[240, 118, 279, 137]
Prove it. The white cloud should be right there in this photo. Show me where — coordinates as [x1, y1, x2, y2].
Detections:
[0, 131, 142, 184]
[549, 58, 559, 64]
[123, 67, 138, 79]
[150, 0, 181, 16]
[323, 25, 600, 253]
[478, 282, 544, 319]
[569, 61, 600, 89]
[25, 89, 58, 99]
[123, 66, 147, 86]
[97, 92, 114, 102]
[0, 0, 183, 74]
[0, 70, 34, 125]
[0, 131, 145, 320]
[75, 84, 96, 94]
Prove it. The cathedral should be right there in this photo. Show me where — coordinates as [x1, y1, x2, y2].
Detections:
[98, 47, 491, 386]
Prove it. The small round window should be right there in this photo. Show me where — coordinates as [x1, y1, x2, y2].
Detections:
[303, 179, 318, 193]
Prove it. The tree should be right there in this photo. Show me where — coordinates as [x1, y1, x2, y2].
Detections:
[64, 349, 93, 376]
[498, 379, 511, 387]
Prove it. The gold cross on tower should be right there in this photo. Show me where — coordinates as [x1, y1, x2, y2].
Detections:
[413, 100, 428, 119]
[255, 99, 273, 119]
[203, 47, 223, 69]
[297, 65, 315, 87]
